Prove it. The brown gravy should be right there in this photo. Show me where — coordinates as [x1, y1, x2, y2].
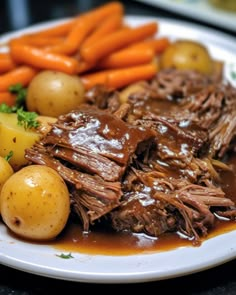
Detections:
[50, 153, 236, 256]
[50, 219, 236, 256]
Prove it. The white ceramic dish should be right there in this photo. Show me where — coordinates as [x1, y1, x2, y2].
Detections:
[135, 0, 236, 32]
[0, 16, 236, 284]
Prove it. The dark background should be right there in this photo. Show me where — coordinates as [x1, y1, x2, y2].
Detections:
[0, 0, 235, 294]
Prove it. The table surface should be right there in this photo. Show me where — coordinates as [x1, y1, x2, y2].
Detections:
[0, 0, 235, 294]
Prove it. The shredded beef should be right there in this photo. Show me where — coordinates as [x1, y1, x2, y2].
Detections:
[25, 104, 156, 232]
[25, 69, 236, 243]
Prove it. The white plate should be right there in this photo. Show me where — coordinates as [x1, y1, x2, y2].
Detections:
[135, 0, 236, 32]
[0, 16, 236, 284]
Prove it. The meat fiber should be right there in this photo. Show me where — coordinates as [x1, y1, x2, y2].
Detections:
[25, 69, 236, 242]
[25, 104, 156, 231]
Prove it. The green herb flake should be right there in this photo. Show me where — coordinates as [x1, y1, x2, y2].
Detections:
[8, 83, 27, 107]
[56, 253, 74, 259]
[0, 103, 14, 113]
[16, 108, 40, 130]
[4, 151, 13, 162]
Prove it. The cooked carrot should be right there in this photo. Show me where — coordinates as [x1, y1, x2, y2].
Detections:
[45, 18, 97, 55]
[134, 37, 171, 54]
[10, 44, 79, 74]
[97, 45, 155, 69]
[81, 63, 158, 90]
[81, 1, 124, 19]
[81, 13, 123, 48]
[30, 19, 76, 37]
[46, 2, 124, 55]
[5, 20, 75, 50]
[76, 60, 95, 74]
[80, 22, 158, 63]
[0, 53, 16, 73]
[0, 92, 16, 106]
[0, 66, 37, 92]
[9, 35, 63, 48]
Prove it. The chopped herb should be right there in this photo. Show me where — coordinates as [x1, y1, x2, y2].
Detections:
[8, 83, 27, 108]
[56, 252, 74, 259]
[4, 151, 13, 162]
[0, 103, 14, 113]
[16, 107, 40, 130]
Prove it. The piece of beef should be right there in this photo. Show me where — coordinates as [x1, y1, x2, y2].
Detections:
[25, 104, 156, 231]
[111, 169, 234, 243]
[127, 72, 236, 159]
[148, 68, 217, 100]
[84, 84, 121, 113]
[26, 69, 236, 242]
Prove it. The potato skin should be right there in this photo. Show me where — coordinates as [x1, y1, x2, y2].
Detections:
[160, 40, 214, 75]
[0, 156, 14, 197]
[0, 165, 70, 241]
[26, 70, 85, 117]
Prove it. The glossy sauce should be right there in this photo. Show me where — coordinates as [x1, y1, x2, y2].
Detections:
[47, 97, 236, 256]
[50, 219, 236, 256]
[49, 153, 236, 256]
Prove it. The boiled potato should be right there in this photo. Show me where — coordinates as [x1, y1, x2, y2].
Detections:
[26, 70, 85, 117]
[0, 165, 70, 241]
[0, 113, 41, 171]
[0, 156, 14, 195]
[160, 40, 214, 75]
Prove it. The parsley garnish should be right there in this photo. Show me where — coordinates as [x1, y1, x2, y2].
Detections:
[4, 151, 13, 162]
[9, 83, 27, 108]
[0, 103, 40, 130]
[0, 103, 14, 113]
[16, 108, 40, 130]
[56, 252, 74, 259]
[0, 83, 39, 130]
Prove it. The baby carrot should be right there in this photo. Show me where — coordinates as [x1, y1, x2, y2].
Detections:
[79, 1, 124, 26]
[76, 60, 95, 74]
[10, 44, 79, 74]
[45, 17, 97, 55]
[81, 13, 123, 48]
[31, 19, 76, 38]
[46, 2, 124, 55]
[0, 92, 16, 106]
[135, 37, 171, 54]
[0, 66, 37, 92]
[81, 62, 158, 90]
[80, 22, 158, 63]
[0, 53, 16, 73]
[6, 20, 76, 50]
[9, 35, 63, 48]
[97, 45, 155, 69]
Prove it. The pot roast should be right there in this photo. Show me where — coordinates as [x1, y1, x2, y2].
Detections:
[25, 69, 236, 243]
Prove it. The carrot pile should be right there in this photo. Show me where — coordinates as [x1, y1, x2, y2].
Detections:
[0, 1, 170, 105]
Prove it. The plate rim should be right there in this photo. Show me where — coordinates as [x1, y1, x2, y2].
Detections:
[134, 0, 236, 32]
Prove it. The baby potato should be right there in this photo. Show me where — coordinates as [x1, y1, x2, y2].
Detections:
[160, 40, 214, 75]
[0, 156, 14, 195]
[0, 165, 70, 241]
[0, 156, 14, 214]
[26, 70, 85, 117]
[0, 113, 41, 171]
